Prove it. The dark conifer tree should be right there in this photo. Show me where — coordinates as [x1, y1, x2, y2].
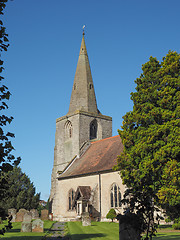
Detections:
[0, 167, 40, 212]
[115, 51, 180, 239]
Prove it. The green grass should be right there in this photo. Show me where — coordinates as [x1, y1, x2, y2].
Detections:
[67, 221, 118, 240]
[1, 221, 180, 240]
[154, 232, 180, 240]
[0, 220, 55, 240]
[67, 221, 180, 240]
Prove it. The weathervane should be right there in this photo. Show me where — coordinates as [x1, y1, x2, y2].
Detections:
[82, 25, 85, 35]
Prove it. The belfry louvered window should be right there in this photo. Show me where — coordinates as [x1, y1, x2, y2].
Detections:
[110, 183, 121, 208]
[90, 119, 97, 140]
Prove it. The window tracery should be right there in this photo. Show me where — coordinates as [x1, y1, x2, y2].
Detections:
[110, 183, 121, 208]
[68, 189, 75, 210]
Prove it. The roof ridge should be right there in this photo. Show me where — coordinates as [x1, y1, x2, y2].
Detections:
[91, 135, 120, 144]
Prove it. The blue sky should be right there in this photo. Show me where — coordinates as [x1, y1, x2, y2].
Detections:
[2, 0, 180, 200]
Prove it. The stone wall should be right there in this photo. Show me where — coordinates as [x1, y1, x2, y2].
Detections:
[52, 171, 125, 221]
[50, 110, 112, 213]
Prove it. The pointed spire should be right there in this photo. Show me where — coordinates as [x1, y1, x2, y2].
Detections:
[68, 32, 98, 114]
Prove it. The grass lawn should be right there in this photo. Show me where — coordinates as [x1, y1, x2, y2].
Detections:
[0, 220, 55, 240]
[67, 221, 119, 240]
[67, 221, 180, 240]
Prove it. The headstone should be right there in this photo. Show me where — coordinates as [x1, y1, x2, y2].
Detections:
[30, 209, 39, 219]
[8, 208, 17, 222]
[23, 212, 32, 223]
[21, 222, 32, 232]
[119, 222, 140, 240]
[117, 213, 141, 240]
[82, 212, 91, 226]
[41, 209, 48, 220]
[16, 209, 28, 222]
[32, 219, 44, 232]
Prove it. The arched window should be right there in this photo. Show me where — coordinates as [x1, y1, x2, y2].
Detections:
[89, 83, 93, 89]
[110, 183, 121, 208]
[68, 189, 75, 210]
[65, 120, 73, 140]
[90, 119, 97, 140]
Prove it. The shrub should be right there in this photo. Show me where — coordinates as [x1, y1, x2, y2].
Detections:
[172, 222, 180, 230]
[106, 209, 116, 222]
[173, 218, 180, 230]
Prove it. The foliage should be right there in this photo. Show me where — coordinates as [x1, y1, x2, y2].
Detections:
[0, 0, 20, 173]
[0, 0, 20, 235]
[0, 167, 40, 212]
[0, 215, 12, 235]
[114, 51, 180, 239]
[172, 218, 180, 230]
[106, 208, 117, 222]
[173, 222, 180, 230]
[37, 198, 49, 216]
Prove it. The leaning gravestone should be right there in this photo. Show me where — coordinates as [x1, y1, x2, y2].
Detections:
[8, 208, 17, 222]
[41, 209, 49, 220]
[32, 219, 44, 232]
[30, 209, 39, 219]
[82, 212, 91, 226]
[16, 209, 28, 222]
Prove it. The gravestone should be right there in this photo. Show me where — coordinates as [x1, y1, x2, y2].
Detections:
[117, 213, 141, 240]
[82, 212, 91, 226]
[32, 219, 44, 232]
[21, 222, 32, 232]
[16, 209, 28, 222]
[41, 209, 48, 220]
[30, 209, 39, 219]
[8, 208, 17, 222]
[23, 212, 32, 223]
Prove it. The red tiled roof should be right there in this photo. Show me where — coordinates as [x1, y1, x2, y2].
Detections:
[59, 135, 123, 179]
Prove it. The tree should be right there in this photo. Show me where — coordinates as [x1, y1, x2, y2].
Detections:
[114, 51, 180, 239]
[0, 166, 40, 212]
[106, 208, 117, 222]
[0, 0, 21, 234]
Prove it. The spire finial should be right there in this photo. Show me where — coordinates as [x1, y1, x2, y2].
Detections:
[82, 25, 85, 35]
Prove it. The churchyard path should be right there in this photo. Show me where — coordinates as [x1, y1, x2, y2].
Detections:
[45, 222, 69, 239]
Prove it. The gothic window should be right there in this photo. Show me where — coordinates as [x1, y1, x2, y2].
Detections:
[90, 119, 97, 140]
[110, 183, 121, 208]
[68, 189, 75, 210]
[65, 120, 73, 140]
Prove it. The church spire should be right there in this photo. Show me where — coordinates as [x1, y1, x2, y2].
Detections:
[68, 32, 98, 114]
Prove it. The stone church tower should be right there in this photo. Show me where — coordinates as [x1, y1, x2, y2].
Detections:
[50, 32, 112, 212]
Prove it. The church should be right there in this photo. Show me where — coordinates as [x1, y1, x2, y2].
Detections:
[50, 32, 126, 221]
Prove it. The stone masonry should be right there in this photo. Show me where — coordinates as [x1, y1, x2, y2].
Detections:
[50, 33, 112, 218]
